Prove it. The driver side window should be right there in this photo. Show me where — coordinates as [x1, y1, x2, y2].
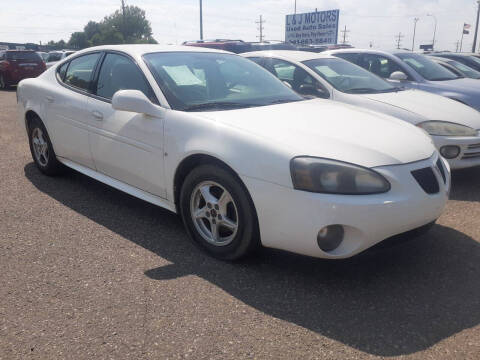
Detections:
[359, 54, 407, 80]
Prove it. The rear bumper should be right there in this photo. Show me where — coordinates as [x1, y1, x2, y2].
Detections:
[5, 71, 43, 85]
[242, 153, 449, 259]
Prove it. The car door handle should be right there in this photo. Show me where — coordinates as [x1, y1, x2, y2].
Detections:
[91, 111, 104, 121]
[46, 95, 54, 103]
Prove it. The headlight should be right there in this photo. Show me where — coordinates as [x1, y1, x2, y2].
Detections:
[418, 121, 477, 136]
[290, 157, 391, 194]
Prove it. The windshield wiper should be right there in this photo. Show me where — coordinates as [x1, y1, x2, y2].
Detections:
[183, 102, 257, 111]
[268, 99, 302, 105]
[346, 88, 379, 93]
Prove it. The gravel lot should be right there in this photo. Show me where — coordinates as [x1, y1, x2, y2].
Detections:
[0, 89, 479, 359]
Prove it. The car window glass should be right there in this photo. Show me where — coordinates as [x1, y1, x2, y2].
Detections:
[303, 58, 396, 94]
[57, 62, 69, 81]
[359, 54, 404, 79]
[246, 57, 264, 66]
[64, 53, 101, 91]
[46, 53, 62, 62]
[6, 51, 41, 61]
[96, 53, 153, 101]
[450, 60, 480, 78]
[395, 53, 459, 81]
[334, 52, 360, 63]
[270, 59, 316, 92]
[0, 52, 4, 60]
[143, 52, 302, 111]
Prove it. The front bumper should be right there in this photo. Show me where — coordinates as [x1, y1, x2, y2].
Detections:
[242, 153, 449, 259]
[432, 134, 480, 170]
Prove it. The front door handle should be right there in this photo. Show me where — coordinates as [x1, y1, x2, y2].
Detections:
[91, 111, 104, 121]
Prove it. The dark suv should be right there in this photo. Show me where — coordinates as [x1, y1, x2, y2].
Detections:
[0, 50, 46, 89]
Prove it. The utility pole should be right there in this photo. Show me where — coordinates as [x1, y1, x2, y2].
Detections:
[427, 14, 437, 50]
[455, 40, 460, 52]
[199, 0, 203, 40]
[412, 18, 419, 51]
[340, 25, 350, 44]
[460, 24, 466, 52]
[121, 0, 126, 42]
[294, 0, 297, 14]
[473, 0, 480, 52]
[256, 15, 265, 42]
[395, 32, 404, 49]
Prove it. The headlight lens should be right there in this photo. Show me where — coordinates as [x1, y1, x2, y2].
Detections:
[418, 121, 477, 136]
[290, 157, 391, 194]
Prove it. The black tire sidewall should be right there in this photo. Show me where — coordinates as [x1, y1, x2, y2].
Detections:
[180, 164, 259, 260]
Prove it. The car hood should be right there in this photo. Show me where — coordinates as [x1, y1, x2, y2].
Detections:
[197, 99, 435, 168]
[358, 89, 480, 128]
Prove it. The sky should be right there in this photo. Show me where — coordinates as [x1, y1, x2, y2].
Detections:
[1, 0, 480, 52]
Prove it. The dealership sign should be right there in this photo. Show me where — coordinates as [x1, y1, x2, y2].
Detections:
[285, 9, 339, 45]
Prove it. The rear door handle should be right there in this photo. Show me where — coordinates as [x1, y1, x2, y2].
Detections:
[46, 95, 54, 103]
[91, 111, 104, 121]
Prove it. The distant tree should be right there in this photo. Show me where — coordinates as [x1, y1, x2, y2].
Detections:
[83, 21, 101, 40]
[68, 32, 89, 49]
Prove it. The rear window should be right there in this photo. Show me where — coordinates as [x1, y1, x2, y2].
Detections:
[6, 51, 41, 61]
[46, 53, 62, 62]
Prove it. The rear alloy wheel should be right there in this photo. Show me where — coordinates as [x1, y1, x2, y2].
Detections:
[180, 164, 260, 260]
[28, 117, 64, 176]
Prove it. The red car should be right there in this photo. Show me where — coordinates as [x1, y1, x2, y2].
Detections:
[0, 50, 46, 89]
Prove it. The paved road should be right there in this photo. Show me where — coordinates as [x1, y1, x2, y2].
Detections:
[0, 89, 479, 359]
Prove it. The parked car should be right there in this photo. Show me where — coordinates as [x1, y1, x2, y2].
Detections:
[45, 50, 75, 68]
[182, 39, 251, 54]
[325, 48, 480, 112]
[244, 51, 480, 169]
[36, 51, 49, 62]
[17, 45, 449, 260]
[298, 44, 354, 53]
[0, 50, 46, 89]
[432, 52, 480, 73]
[429, 56, 480, 79]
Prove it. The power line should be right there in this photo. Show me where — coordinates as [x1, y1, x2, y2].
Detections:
[395, 32, 404, 49]
[255, 15, 265, 42]
[340, 25, 350, 44]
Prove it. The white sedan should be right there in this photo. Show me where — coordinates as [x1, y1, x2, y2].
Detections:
[243, 50, 480, 170]
[17, 45, 449, 260]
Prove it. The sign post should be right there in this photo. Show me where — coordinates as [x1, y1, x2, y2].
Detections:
[285, 9, 340, 46]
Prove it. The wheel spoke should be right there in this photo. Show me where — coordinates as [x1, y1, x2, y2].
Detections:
[210, 221, 219, 242]
[199, 185, 216, 204]
[194, 207, 208, 219]
[218, 190, 232, 213]
[220, 217, 237, 231]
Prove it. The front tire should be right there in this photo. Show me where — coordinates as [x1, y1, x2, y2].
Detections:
[28, 117, 64, 176]
[180, 164, 260, 260]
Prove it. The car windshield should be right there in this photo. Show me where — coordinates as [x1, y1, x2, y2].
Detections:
[6, 51, 41, 61]
[449, 59, 480, 79]
[465, 55, 480, 66]
[396, 53, 460, 81]
[303, 57, 398, 94]
[143, 52, 303, 111]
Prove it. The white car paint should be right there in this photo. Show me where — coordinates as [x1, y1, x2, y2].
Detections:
[16, 44, 449, 259]
[243, 50, 480, 169]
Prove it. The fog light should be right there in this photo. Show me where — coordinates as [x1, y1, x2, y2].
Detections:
[317, 225, 344, 252]
[440, 145, 460, 159]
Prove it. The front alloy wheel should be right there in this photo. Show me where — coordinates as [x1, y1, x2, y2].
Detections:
[190, 181, 239, 246]
[28, 117, 63, 176]
[180, 164, 260, 260]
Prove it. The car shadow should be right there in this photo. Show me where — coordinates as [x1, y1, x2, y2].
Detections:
[450, 166, 480, 202]
[24, 163, 480, 357]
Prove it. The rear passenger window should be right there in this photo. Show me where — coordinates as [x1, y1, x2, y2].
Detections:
[64, 53, 101, 91]
[96, 53, 154, 101]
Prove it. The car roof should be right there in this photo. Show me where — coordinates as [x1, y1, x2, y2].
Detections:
[324, 48, 409, 57]
[242, 50, 335, 62]
[70, 44, 231, 57]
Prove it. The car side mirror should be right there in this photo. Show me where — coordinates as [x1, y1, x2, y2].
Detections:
[112, 90, 163, 118]
[298, 84, 329, 98]
[389, 71, 408, 81]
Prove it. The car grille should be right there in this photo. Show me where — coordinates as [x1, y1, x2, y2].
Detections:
[411, 167, 440, 194]
[462, 142, 480, 160]
[436, 158, 447, 184]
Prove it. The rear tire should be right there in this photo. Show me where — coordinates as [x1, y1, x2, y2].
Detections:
[28, 117, 64, 176]
[180, 164, 260, 260]
[0, 73, 8, 90]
